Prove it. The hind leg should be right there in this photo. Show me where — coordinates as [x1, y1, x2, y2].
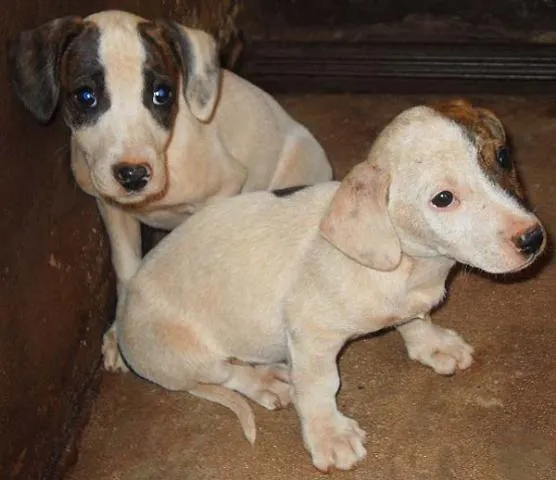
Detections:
[156, 348, 291, 411]
[170, 350, 291, 411]
[122, 311, 291, 410]
[221, 362, 292, 410]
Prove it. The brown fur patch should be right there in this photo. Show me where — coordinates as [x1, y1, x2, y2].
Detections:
[431, 99, 524, 200]
[59, 22, 110, 127]
[140, 22, 180, 74]
[138, 21, 181, 130]
[155, 321, 204, 355]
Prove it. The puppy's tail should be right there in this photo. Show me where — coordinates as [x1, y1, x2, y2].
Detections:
[189, 384, 256, 444]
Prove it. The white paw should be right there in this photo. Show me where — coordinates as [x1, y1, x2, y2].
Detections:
[304, 414, 367, 472]
[252, 364, 292, 410]
[406, 325, 474, 375]
[102, 326, 129, 373]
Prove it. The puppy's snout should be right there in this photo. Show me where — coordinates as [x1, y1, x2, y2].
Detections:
[113, 163, 151, 192]
[513, 224, 545, 256]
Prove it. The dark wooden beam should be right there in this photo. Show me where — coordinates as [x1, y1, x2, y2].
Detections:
[239, 41, 556, 94]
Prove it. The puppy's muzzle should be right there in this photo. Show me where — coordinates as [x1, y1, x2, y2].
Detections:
[513, 224, 545, 256]
[112, 163, 151, 192]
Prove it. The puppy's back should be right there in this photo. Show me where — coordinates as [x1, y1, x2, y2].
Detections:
[123, 183, 339, 341]
[215, 71, 330, 188]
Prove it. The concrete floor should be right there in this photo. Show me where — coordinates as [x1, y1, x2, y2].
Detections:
[68, 94, 556, 480]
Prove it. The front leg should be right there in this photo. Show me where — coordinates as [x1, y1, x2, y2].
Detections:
[96, 199, 142, 372]
[396, 313, 474, 375]
[289, 331, 367, 472]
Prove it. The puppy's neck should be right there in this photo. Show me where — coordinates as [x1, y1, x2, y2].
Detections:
[396, 232, 440, 258]
[401, 254, 455, 289]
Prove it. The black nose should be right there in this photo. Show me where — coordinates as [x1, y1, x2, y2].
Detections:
[112, 163, 150, 191]
[514, 225, 545, 255]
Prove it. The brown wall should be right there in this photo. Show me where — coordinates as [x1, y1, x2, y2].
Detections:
[241, 0, 556, 27]
[0, 1, 238, 479]
[239, 0, 556, 40]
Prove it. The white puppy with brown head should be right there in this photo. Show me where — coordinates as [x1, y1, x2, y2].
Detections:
[117, 100, 545, 472]
[8, 10, 332, 371]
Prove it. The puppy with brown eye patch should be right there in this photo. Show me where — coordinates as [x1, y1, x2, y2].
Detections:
[8, 10, 332, 372]
[117, 99, 546, 472]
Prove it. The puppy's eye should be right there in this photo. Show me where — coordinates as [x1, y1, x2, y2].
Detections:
[74, 87, 97, 108]
[431, 190, 455, 208]
[153, 84, 173, 106]
[496, 146, 512, 171]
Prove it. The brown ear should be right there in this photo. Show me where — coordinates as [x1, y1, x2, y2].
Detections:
[319, 162, 401, 270]
[476, 107, 506, 142]
[8, 16, 84, 123]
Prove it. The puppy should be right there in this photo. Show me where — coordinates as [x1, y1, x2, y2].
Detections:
[117, 100, 545, 471]
[8, 10, 332, 371]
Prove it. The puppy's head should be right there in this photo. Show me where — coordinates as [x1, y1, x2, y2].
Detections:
[8, 10, 220, 206]
[320, 99, 546, 274]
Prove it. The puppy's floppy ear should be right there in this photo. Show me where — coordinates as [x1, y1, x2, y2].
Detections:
[320, 162, 401, 271]
[8, 16, 84, 123]
[476, 107, 506, 142]
[159, 20, 220, 122]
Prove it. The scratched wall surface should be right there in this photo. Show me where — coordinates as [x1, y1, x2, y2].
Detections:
[0, 1, 239, 478]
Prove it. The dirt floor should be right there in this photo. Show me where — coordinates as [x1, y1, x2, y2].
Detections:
[68, 94, 556, 480]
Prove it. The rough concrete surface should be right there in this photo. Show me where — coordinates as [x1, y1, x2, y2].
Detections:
[69, 94, 556, 480]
